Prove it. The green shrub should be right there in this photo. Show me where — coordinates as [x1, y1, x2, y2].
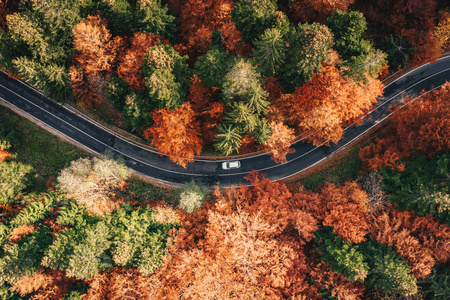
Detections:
[0, 161, 33, 204]
[41, 228, 81, 271]
[0, 228, 52, 285]
[65, 221, 113, 280]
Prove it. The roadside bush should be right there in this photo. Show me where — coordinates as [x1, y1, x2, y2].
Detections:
[178, 180, 209, 213]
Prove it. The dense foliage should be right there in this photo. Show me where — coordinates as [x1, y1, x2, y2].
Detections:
[1, 3, 450, 297]
[1, 97, 450, 299]
[9, 0, 449, 165]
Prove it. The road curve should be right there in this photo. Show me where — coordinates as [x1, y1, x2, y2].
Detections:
[1, 56, 450, 187]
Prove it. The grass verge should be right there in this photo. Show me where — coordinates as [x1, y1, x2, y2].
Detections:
[290, 141, 367, 191]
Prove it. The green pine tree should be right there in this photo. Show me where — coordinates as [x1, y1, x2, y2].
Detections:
[359, 240, 418, 296]
[41, 228, 81, 271]
[142, 44, 191, 110]
[122, 90, 152, 129]
[135, 0, 178, 41]
[421, 265, 450, 300]
[10, 201, 50, 227]
[281, 23, 333, 92]
[251, 119, 272, 144]
[224, 102, 260, 134]
[222, 58, 266, 105]
[382, 152, 450, 225]
[231, 0, 277, 42]
[252, 28, 286, 76]
[214, 124, 243, 156]
[0, 227, 52, 285]
[194, 46, 238, 88]
[4, 0, 83, 100]
[315, 227, 369, 282]
[56, 200, 90, 228]
[65, 221, 113, 280]
[327, 9, 387, 81]
[327, 9, 368, 60]
[379, 35, 414, 71]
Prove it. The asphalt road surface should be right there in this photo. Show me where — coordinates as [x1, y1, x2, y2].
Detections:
[1, 56, 450, 187]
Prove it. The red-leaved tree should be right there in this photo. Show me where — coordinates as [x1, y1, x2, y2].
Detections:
[319, 182, 371, 244]
[289, 0, 356, 23]
[277, 65, 383, 146]
[144, 102, 203, 167]
[359, 81, 450, 171]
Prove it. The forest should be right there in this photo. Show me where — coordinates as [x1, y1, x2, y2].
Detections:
[0, 0, 450, 299]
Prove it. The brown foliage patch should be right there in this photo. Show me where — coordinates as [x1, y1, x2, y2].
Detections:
[83, 267, 164, 300]
[11, 269, 76, 299]
[310, 261, 366, 300]
[319, 182, 370, 244]
[359, 82, 450, 171]
[368, 211, 436, 279]
[0, 149, 12, 162]
[8, 224, 36, 243]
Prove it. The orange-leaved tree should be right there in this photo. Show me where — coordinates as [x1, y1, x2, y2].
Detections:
[393, 210, 450, 264]
[11, 269, 77, 299]
[0, 0, 20, 31]
[116, 32, 169, 91]
[175, 0, 248, 61]
[309, 261, 366, 300]
[263, 121, 296, 164]
[0, 148, 11, 162]
[359, 81, 450, 171]
[434, 11, 450, 52]
[144, 102, 202, 167]
[186, 75, 224, 146]
[158, 172, 313, 299]
[83, 267, 164, 300]
[69, 15, 124, 107]
[162, 208, 296, 299]
[319, 182, 371, 244]
[277, 65, 383, 146]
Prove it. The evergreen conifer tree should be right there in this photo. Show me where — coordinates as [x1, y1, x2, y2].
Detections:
[252, 28, 286, 76]
[315, 227, 369, 282]
[214, 124, 243, 156]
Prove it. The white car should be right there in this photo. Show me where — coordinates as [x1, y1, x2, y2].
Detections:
[222, 160, 241, 170]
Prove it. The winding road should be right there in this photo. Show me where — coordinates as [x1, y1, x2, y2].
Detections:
[1, 56, 450, 187]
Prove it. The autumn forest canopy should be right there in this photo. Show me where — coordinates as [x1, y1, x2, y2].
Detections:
[1, 0, 450, 299]
[0, 78, 449, 298]
[1, 0, 449, 166]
